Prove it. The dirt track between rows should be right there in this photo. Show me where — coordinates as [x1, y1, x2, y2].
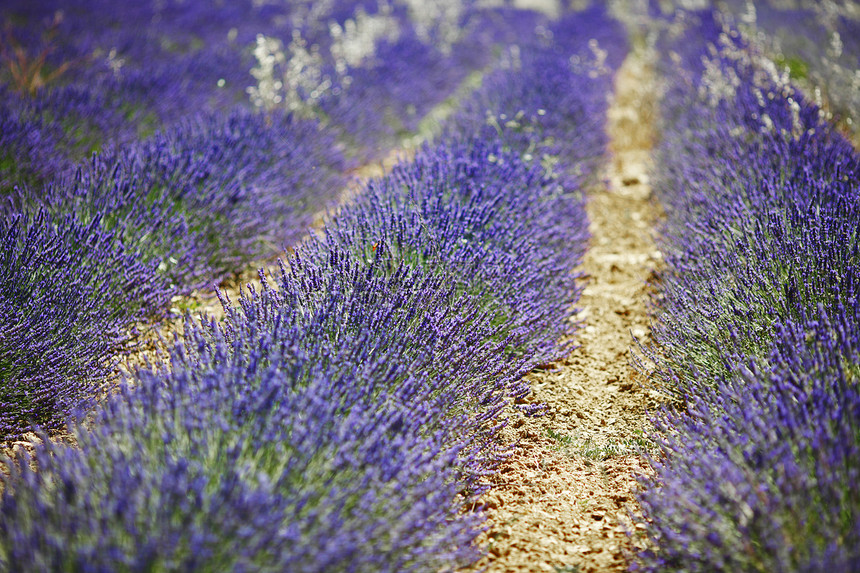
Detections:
[465, 39, 663, 573]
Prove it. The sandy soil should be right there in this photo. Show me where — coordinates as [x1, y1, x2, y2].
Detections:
[463, 41, 663, 573]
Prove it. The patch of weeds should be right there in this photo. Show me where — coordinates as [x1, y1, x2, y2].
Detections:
[577, 435, 606, 460]
[169, 295, 209, 315]
[0, 13, 77, 96]
[773, 53, 809, 81]
[546, 427, 573, 450]
[571, 430, 655, 461]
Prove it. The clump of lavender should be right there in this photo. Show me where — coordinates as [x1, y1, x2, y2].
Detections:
[0, 0, 510, 184]
[0, 106, 347, 441]
[631, 8, 860, 570]
[0, 317, 488, 571]
[635, 312, 860, 571]
[448, 6, 626, 187]
[647, 10, 859, 394]
[319, 138, 588, 354]
[0, 0, 543, 445]
[0, 93, 61, 195]
[34, 108, 348, 290]
[0, 82, 147, 194]
[0, 210, 172, 441]
[0, 0, 291, 129]
[319, 24, 484, 155]
[243, 1, 531, 160]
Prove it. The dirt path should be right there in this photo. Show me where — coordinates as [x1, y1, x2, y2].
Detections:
[465, 40, 662, 573]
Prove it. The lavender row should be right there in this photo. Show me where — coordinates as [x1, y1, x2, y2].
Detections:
[0, 0, 514, 441]
[0, 0, 509, 189]
[0, 108, 348, 441]
[0, 7, 627, 570]
[0, 210, 171, 441]
[632, 10, 860, 571]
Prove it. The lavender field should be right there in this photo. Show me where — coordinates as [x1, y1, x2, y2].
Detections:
[0, 1, 858, 571]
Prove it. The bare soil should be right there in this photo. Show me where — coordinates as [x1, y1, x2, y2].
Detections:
[463, 43, 663, 573]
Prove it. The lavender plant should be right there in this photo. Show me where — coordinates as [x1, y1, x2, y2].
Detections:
[0, 321, 488, 571]
[0, 0, 514, 189]
[318, 26, 489, 156]
[647, 11, 859, 393]
[0, 107, 347, 440]
[0, 210, 172, 441]
[0, 82, 148, 194]
[1, 1, 353, 442]
[0, 95, 60, 195]
[635, 313, 860, 571]
[631, 8, 860, 570]
[34, 108, 348, 289]
[447, 7, 625, 187]
[256, 2, 513, 160]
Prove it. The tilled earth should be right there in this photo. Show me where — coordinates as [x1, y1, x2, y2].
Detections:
[465, 43, 663, 573]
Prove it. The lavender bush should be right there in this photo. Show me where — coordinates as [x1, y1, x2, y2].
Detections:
[0, 94, 61, 195]
[632, 9, 860, 570]
[0, 107, 347, 441]
[253, 1, 521, 161]
[35, 108, 348, 289]
[0, 84, 145, 195]
[647, 10, 859, 394]
[448, 6, 624, 186]
[636, 311, 860, 571]
[0, 210, 172, 441]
